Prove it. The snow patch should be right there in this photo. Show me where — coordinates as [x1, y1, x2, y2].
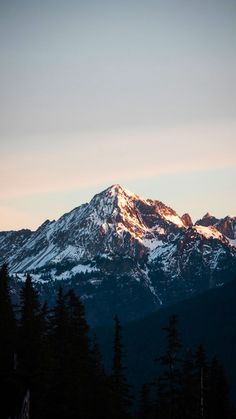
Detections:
[229, 238, 236, 247]
[56, 264, 99, 280]
[142, 237, 163, 251]
[194, 225, 224, 240]
[163, 214, 184, 228]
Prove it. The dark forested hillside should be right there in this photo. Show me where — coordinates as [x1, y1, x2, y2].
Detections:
[96, 279, 236, 403]
[1, 262, 236, 418]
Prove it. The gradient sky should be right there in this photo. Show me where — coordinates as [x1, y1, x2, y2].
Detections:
[0, 0, 236, 230]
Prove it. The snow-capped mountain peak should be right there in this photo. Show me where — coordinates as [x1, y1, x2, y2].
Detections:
[2, 184, 235, 275]
[106, 184, 138, 199]
[1, 184, 236, 326]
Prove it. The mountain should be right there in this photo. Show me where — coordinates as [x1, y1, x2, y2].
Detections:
[196, 213, 236, 244]
[2, 184, 187, 271]
[195, 212, 220, 227]
[1, 184, 236, 325]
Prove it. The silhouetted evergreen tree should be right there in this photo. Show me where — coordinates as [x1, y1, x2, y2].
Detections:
[208, 356, 230, 419]
[18, 273, 45, 418]
[35, 301, 53, 419]
[91, 334, 105, 379]
[47, 287, 110, 419]
[90, 335, 111, 419]
[0, 263, 16, 375]
[47, 286, 69, 419]
[111, 315, 131, 419]
[181, 349, 196, 419]
[139, 384, 152, 419]
[194, 344, 209, 419]
[0, 263, 17, 418]
[158, 315, 182, 419]
[65, 288, 93, 419]
[19, 274, 41, 373]
[137, 318, 235, 419]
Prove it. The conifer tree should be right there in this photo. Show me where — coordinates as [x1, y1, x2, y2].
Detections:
[0, 263, 16, 376]
[158, 315, 182, 419]
[48, 287, 105, 419]
[18, 274, 50, 418]
[65, 288, 92, 419]
[111, 315, 131, 419]
[0, 263, 17, 417]
[91, 334, 105, 378]
[208, 356, 230, 419]
[90, 335, 111, 419]
[139, 384, 151, 419]
[19, 274, 42, 376]
[35, 301, 52, 419]
[18, 273, 45, 418]
[47, 286, 69, 419]
[181, 349, 196, 419]
[194, 344, 209, 419]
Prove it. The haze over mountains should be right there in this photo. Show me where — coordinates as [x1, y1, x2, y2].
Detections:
[1, 184, 236, 325]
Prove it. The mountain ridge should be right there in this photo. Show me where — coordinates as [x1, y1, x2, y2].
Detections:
[1, 184, 236, 325]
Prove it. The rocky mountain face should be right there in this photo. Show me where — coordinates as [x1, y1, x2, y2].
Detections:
[0, 229, 32, 262]
[181, 213, 193, 227]
[196, 213, 236, 243]
[1, 184, 236, 326]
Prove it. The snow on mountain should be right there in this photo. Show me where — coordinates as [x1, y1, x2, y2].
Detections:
[193, 225, 225, 241]
[196, 213, 236, 244]
[2, 183, 236, 278]
[1, 184, 236, 325]
[5, 184, 187, 272]
[162, 214, 184, 228]
[0, 229, 33, 263]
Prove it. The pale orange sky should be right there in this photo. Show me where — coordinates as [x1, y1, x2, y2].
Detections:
[1, 121, 236, 230]
[1, 0, 236, 230]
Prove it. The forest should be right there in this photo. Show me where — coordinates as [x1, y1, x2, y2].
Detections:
[0, 263, 235, 419]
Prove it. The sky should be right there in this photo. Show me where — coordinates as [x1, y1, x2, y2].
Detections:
[0, 0, 236, 230]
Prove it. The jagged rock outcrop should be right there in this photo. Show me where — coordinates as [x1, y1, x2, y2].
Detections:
[181, 213, 193, 227]
[196, 213, 236, 243]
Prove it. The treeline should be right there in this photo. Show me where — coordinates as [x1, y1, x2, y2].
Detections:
[0, 264, 130, 419]
[0, 263, 235, 419]
[138, 315, 236, 419]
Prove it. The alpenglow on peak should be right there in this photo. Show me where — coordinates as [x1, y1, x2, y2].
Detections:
[103, 184, 139, 199]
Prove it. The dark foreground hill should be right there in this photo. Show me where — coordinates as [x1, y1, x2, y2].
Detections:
[96, 278, 236, 402]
